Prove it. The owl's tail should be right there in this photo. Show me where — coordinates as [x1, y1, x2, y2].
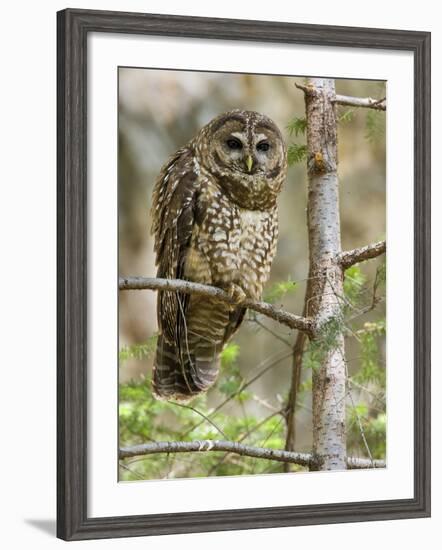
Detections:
[152, 334, 221, 402]
[152, 297, 234, 402]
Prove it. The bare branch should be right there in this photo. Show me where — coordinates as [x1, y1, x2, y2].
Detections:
[294, 82, 315, 95]
[339, 240, 386, 270]
[297, 82, 386, 111]
[119, 440, 385, 469]
[334, 94, 386, 111]
[119, 276, 313, 335]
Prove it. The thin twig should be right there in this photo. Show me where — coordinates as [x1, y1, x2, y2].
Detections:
[341, 348, 375, 467]
[118, 461, 145, 480]
[347, 391, 375, 467]
[249, 414, 286, 473]
[347, 378, 386, 409]
[182, 351, 292, 438]
[247, 316, 292, 348]
[207, 408, 284, 475]
[252, 394, 280, 413]
[345, 267, 385, 324]
[171, 402, 227, 439]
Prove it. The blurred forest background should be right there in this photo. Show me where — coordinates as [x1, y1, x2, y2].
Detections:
[118, 68, 386, 481]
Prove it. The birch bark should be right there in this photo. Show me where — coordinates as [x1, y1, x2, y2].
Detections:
[303, 78, 347, 470]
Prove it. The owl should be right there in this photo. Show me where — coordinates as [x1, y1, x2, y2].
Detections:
[151, 109, 287, 401]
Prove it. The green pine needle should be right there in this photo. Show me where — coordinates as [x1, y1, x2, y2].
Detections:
[264, 278, 297, 304]
[119, 335, 158, 364]
[339, 109, 355, 123]
[286, 117, 307, 137]
[287, 143, 307, 166]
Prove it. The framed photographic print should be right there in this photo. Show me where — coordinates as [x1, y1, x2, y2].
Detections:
[57, 8, 431, 541]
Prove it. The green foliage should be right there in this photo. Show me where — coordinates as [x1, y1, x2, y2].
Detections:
[285, 114, 308, 167]
[297, 377, 312, 394]
[347, 410, 386, 460]
[263, 278, 297, 304]
[220, 342, 240, 368]
[219, 343, 244, 397]
[375, 261, 386, 287]
[119, 335, 157, 365]
[343, 265, 367, 306]
[365, 110, 385, 143]
[339, 109, 355, 123]
[119, 374, 289, 481]
[287, 143, 307, 166]
[303, 317, 344, 373]
[287, 117, 307, 137]
[356, 320, 386, 384]
[342, 260, 386, 461]
[302, 260, 386, 463]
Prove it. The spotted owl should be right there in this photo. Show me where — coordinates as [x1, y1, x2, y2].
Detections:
[151, 109, 287, 401]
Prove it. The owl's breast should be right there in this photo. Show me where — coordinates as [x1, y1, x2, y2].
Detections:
[236, 207, 278, 299]
[192, 178, 278, 300]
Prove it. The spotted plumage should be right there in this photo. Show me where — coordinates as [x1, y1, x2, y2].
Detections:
[151, 110, 287, 401]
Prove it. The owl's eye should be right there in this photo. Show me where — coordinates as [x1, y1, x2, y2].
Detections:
[226, 138, 243, 150]
[257, 141, 270, 152]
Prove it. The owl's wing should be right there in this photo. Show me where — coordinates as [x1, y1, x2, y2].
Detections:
[151, 146, 200, 343]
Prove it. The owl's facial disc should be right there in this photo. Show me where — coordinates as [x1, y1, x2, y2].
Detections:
[201, 111, 287, 209]
[214, 129, 264, 175]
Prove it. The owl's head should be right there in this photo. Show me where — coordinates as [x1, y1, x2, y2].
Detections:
[195, 110, 287, 210]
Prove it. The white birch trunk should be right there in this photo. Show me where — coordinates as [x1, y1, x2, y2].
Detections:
[303, 78, 347, 471]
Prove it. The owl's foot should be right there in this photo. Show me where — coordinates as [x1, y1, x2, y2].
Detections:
[224, 283, 247, 305]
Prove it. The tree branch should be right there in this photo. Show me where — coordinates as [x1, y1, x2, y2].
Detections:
[119, 276, 313, 335]
[338, 240, 386, 269]
[334, 94, 386, 111]
[119, 440, 385, 470]
[295, 82, 315, 95]
[283, 330, 307, 472]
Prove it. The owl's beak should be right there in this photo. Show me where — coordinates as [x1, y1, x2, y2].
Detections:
[245, 155, 254, 173]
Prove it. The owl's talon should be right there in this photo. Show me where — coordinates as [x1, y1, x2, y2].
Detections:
[225, 283, 247, 305]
